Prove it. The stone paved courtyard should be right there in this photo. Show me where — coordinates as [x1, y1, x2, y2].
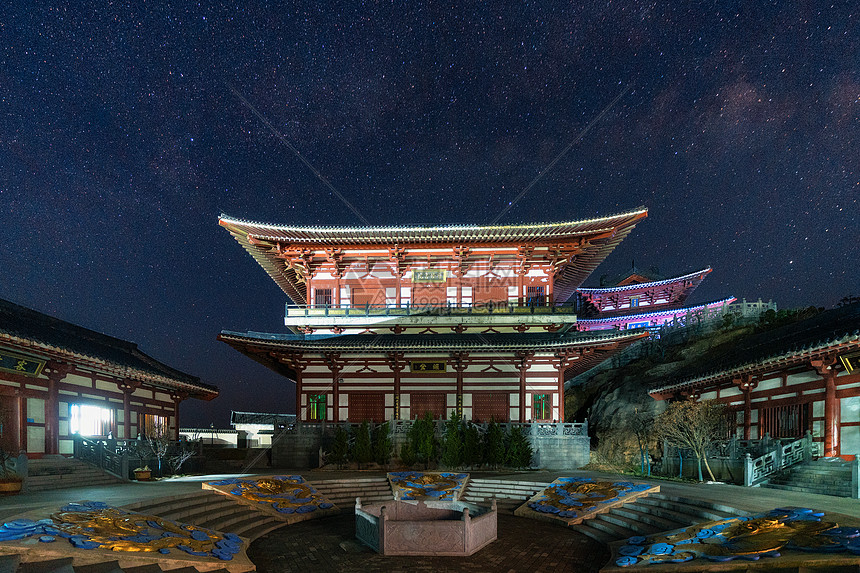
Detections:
[248, 513, 609, 572]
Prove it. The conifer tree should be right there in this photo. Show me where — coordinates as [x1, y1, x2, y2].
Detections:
[373, 421, 392, 466]
[331, 426, 349, 468]
[484, 419, 506, 469]
[462, 421, 483, 468]
[441, 410, 464, 468]
[354, 420, 373, 468]
[506, 426, 533, 468]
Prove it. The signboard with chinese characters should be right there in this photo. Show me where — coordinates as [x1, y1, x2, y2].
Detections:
[412, 269, 447, 283]
[0, 351, 46, 377]
[841, 352, 860, 375]
[410, 361, 447, 373]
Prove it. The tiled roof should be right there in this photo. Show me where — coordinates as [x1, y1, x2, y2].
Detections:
[0, 298, 218, 399]
[218, 329, 648, 351]
[218, 208, 647, 244]
[577, 297, 736, 325]
[218, 208, 648, 305]
[650, 302, 860, 396]
[230, 411, 296, 426]
[578, 268, 712, 294]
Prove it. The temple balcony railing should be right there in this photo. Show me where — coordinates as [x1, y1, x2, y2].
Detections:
[286, 300, 578, 318]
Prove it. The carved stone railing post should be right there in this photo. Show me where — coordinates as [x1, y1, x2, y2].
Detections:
[378, 506, 387, 555]
[852, 457, 860, 500]
[743, 453, 753, 487]
[803, 430, 813, 463]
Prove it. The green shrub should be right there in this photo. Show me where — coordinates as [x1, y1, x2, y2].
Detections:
[462, 422, 483, 468]
[484, 419, 506, 469]
[506, 426, 533, 468]
[330, 426, 349, 468]
[373, 421, 392, 466]
[354, 420, 373, 467]
[441, 411, 463, 468]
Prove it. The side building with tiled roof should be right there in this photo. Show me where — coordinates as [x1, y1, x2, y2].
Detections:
[649, 302, 860, 459]
[575, 267, 737, 332]
[0, 298, 218, 457]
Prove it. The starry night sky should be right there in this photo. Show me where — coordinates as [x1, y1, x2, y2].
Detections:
[2, 3, 857, 427]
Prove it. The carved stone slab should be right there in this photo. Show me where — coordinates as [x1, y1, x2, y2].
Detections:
[601, 507, 860, 571]
[514, 477, 659, 526]
[203, 475, 339, 524]
[0, 500, 255, 573]
[387, 471, 469, 501]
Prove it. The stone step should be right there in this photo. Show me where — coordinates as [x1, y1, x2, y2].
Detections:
[569, 521, 617, 544]
[768, 475, 851, 487]
[582, 514, 640, 540]
[197, 509, 277, 536]
[72, 560, 124, 573]
[0, 555, 20, 573]
[121, 564, 164, 573]
[18, 558, 75, 573]
[629, 498, 734, 525]
[239, 519, 289, 542]
[759, 482, 853, 497]
[608, 505, 686, 532]
[593, 511, 664, 537]
[133, 497, 239, 525]
[26, 475, 123, 492]
[123, 491, 220, 516]
[645, 494, 748, 520]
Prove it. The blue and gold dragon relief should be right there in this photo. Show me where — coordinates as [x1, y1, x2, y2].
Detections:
[526, 477, 654, 520]
[387, 471, 469, 500]
[613, 507, 860, 568]
[205, 475, 335, 514]
[0, 501, 242, 561]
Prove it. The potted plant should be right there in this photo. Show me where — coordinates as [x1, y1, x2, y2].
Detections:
[0, 448, 23, 494]
[133, 465, 152, 481]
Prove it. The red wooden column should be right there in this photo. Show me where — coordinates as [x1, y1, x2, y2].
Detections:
[279, 353, 307, 421]
[812, 357, 840, 457]
[170, 392, 187, 441]
[16, 390, 26, 454]
[451, 352, 468, 417]
[43, 362, 70, 455]
[733, 375, 756, 440]
[554, 353, 569, 423]
[515, 352, 533, 422]
[117, 380, 140, 439]
[387, 352, 405, 419]
[325, 353, 342, 422]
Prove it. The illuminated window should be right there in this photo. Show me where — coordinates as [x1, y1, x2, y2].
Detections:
[630, 297, 640, 308]
[70, 404, 114, 437]
[533, 394, 551, 421]
[140, 413, 168, 438]
[309, 394, 327, 421]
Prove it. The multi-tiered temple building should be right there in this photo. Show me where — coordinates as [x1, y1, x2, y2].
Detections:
[218, 208, 662, 424]
[575, 267, 735, 332]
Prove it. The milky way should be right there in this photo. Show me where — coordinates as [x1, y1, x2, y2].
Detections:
[2, 3, 857, 425]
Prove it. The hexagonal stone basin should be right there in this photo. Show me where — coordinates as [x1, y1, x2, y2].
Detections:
[355, 498, 497, 556]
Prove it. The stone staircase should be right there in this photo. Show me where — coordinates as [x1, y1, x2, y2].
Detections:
[760, 458, 856, 498]
[1, 554, 234, 573]
[460, 478, 551, 512]
[570, 492, 751, 544]
[122, 489, 286, 542]
[25, 458, 125, 493]
[308, 477, 393, 507]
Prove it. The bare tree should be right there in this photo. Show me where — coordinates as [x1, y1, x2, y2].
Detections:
[654, 400, 725, 482]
